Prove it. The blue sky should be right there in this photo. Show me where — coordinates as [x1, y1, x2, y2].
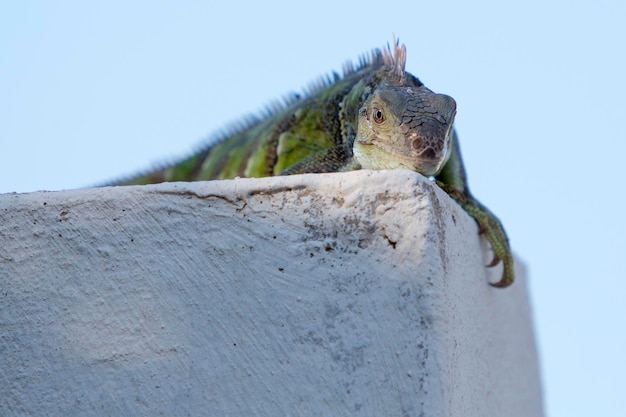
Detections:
[2, 1, 625, 415]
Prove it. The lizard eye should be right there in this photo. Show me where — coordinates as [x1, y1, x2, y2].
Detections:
[372, 108, 385, 124]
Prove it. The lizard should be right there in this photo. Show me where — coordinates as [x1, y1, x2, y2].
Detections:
[113, 40, 514, 288]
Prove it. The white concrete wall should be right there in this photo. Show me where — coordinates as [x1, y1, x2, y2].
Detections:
[0, 170, 543, 417]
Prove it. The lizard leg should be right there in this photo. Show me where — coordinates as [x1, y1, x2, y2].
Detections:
[435, 130, 514, 288]
[446, 189, 514, 288]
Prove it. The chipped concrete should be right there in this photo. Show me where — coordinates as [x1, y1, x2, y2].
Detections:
[0, 170, 543, 416]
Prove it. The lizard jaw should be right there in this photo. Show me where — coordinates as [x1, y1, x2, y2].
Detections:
[353, 139, 447, 176]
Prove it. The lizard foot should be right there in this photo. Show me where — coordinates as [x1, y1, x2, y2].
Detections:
[439, 186, 514, 288]
[466, 197, 514, 288]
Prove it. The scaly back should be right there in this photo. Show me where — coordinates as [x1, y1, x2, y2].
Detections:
[114, 42, 424, 185]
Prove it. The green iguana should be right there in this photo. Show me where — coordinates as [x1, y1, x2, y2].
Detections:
[114, 40, 514, 288]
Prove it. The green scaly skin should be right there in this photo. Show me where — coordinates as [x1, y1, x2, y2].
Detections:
[114, 41, 514, 288]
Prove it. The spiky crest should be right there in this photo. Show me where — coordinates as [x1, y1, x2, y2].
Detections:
[382, 37, 406, 81]
[199, 44, 394, 152]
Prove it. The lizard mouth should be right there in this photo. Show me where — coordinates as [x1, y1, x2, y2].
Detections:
[391, 152, 444, 176]
[353, 139, 445, 176]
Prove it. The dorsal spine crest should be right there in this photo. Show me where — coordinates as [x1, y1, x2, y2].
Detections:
[382, 37, 406, 81]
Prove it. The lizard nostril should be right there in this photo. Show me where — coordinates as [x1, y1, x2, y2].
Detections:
[422, 148, 437, 160]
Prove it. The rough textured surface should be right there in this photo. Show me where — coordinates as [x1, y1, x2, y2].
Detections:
[0, 170, 543, 416]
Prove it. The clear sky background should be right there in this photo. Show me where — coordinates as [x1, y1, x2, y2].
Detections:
[2, 1, 624, 416]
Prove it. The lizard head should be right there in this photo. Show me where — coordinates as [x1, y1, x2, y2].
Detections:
[353, 84, 457, 177]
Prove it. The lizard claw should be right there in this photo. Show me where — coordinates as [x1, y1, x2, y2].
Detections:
[486, 255, 501, 268]
[489, 256, 515, 287]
